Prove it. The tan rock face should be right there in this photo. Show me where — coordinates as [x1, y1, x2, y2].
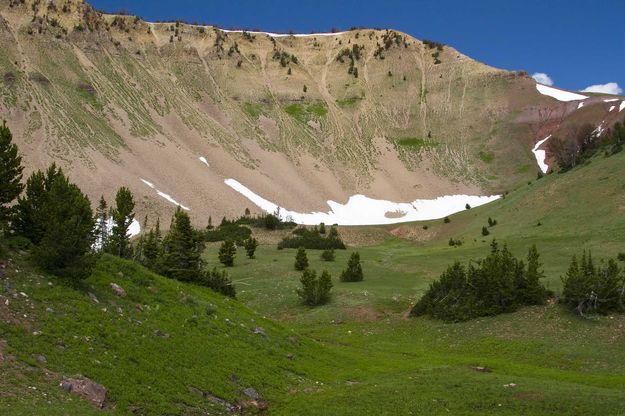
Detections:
[61, 377, 107, 408]
[0, 0, 611, 227]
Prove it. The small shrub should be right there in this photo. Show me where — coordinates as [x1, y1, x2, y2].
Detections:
[297, 269, 332, 306]
[618, 252, 625, 262]
[321, 248, 335, 262]
[443, 216, 450, 224]
[481, 226, 490, 236]
[243, 237, 258, 259]
[218, 240, 236, 267]
[465, 203, 471, 210]
[200, 268, 236, 298]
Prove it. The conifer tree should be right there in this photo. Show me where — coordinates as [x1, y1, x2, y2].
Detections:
[243, 237, 258, 259]
[0, 121, 23, 229]
[207, 216, 213, 230]
[29, 168, 95, 280]
[294, 246, 309, 271]
[94, 196, 108, 251]
[218, 240, 236, 267]
[107, 187, 135, 258]
[14, 164, 62, 244]
[318, 222, 326, 234]
[520, 244, 548, 305]
[161, 208, 203, 281]
[297, 269, 332, 306]
[201, 267, 236, 298]
[141, 217, 162, 270]
[321, 248, 335, 261]
[481, 226, 490, 236]
[340, 252, 363, 282]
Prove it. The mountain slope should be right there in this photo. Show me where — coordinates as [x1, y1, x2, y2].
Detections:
[0, 0, 619, 225]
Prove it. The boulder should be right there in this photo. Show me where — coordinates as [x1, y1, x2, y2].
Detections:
[60, 377, 107, 408]
[110, 283, 126, 297]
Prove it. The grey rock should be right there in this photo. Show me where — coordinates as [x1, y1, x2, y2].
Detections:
[243, 387, 261, 400]
[252, 327, 266, 336]
[36, 354, 47, 364]
[61, 377, 107, 408]
[110, 283, 126, 297]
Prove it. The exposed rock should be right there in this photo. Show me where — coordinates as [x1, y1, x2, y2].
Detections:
[472, 366, 492, 373]
[287, 353, 294, 360]
[110, 283, 126, 297]
[60, 377, 107, 408]
[187, 386, 240, 412]
[242, 387, 261, 401]
[504, 383, 517, 388]
[88, 292, 99, 303]
[153, 330, 170, 338]
[36, 354, 47, 364]
[252, 326, 266, 336]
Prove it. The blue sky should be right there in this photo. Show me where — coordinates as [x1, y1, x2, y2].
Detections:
[90, 0, 624, 94]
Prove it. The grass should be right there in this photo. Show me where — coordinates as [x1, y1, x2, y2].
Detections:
[242, 102, 262, 119]
[479, 150, 495, 163]
[284, 102, 328, 123]
[395, 137, 438, 150]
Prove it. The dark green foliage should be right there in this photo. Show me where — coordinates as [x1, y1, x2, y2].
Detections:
[94, 196, 108, 251]
[243, 237, 258, 259]
[234, 213, 296, 230]
[561, 251, 624, 316]
[487, 217, 498, 227]
[448, 238, 462, 247]
[340, 252, 363, 282]
[0, 121, 24, 228]
[204, 219, 251, 244]
[278, 226, 346, 250]
[318, 222, 326, 234]
[297, 269, 332, 306]
[465, 204, 471, 210]
[160, 208, 204, 282]
[411, 242, 549, 322]
[618, 252, 625, 262]
[27, 168, 95, 280]
[200, 267, 236, 298]
[140, 218, 162, 270]
[14, 164, 62, 244]
[321, 248, 335, 262]
[443, 216, 450, 224]
[294, 246, 309, 271]
[481, 226, 490, 236]
[218, 240, 236, 267]
[107, 187, 135, 258]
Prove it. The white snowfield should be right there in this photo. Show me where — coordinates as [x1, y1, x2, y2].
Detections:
[577, 102, 584, 109]
[603, 98, 619, 102]
[620, 101, 625, 112]
[224, 179, 500, 226]
[609, 105, 616, 112]
[199, 156, 209, 167]
[106, 218, 141, 237]
[220, 29, 346, 38]
[535, 84, 588, 102]
[532, 135, 552, 174]
[140, 178, 191, 211]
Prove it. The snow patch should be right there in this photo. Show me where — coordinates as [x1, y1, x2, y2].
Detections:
[604, 98, 619, 102]
[593, 121, 606, 137]
[199, 157, 209, 167]
[140, 178, 191, 211]
[224, 179, 499, 226]
[577, 102, 584, 109]
[620, 101, 625, 112]
[532, 135, 552, 174]
[536, 84, 588, 102]
[221, 29, 346, 38]
[609, 105, 616, 112]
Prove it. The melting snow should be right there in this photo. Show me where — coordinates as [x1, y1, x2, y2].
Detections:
[199, 157, 209, 167]
[535, 84, 588, 102]
[577, 102, 584, 109]
[94, 218, 141, 249]
[220, 29, 346, 38]
[224, 179, 499, 226]
[532, 135, 552, 174]
[604, 98, 619, 102]
[620, 101, 625, 112]
[609, 105, 616, 112]
[140, 178, 191, 211]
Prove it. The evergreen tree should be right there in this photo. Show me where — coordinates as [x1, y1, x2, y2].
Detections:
[318, 222, 326, 234]
[200, 267, 236, 298]
[340, 252, 363, 282]
[297, 269, 332, 306]
[94, 196, 108, 251]
[294, 246, 309, 271]
[561, 255, 592, 314]
[207, 216, 213, 230]
[107, 187, 135, 258]
[243, 237, 258, 259]
[218, 240, 236, 267]
[0, 121, 24, 229]
[520, 245, 548, 305]
[30, 169, 95, 280]
[595, 259, 622, 313]
[161, 208, 203, 281]
[13, 164, 62, 244]
[328, 226, 339, 240]
[481, 226, 490, 236]
[321, 248, 335, 261]
[141, 217, 162, 270]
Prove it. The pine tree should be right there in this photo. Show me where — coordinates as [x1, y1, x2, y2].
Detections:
[13, 164, 62, 244]
[107, 187, 135, 258]
[481, 226, 490, 236]
[561, 255, 593, 314]
[141, 217, 162, 270]
[294, 246, 309, 271]
[297, 269, 332, 306]
[0, 121, 24, 229]
[200, 267, 236, 298]
[218, 240, 236, 267]
[340, 252, 363, 282]
[30, 169, 95, 280]
[520, 245, 548, 305]
[161, 208, 203, 281]
[243, 237, 258, 259]
[94, 196, 108, 251]
[207, 216, 213, 230]
[321, 248, 335, 261]
[318, 222, 326, 234]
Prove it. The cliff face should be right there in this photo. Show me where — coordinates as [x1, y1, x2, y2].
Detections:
[0, 0, 610, 224]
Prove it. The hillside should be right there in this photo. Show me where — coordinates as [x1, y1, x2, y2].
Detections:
[0, 0, 620, 226]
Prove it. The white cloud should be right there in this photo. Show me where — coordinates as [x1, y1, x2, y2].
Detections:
[532, 72, 553, 86]
[580, 82, 623, 95]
